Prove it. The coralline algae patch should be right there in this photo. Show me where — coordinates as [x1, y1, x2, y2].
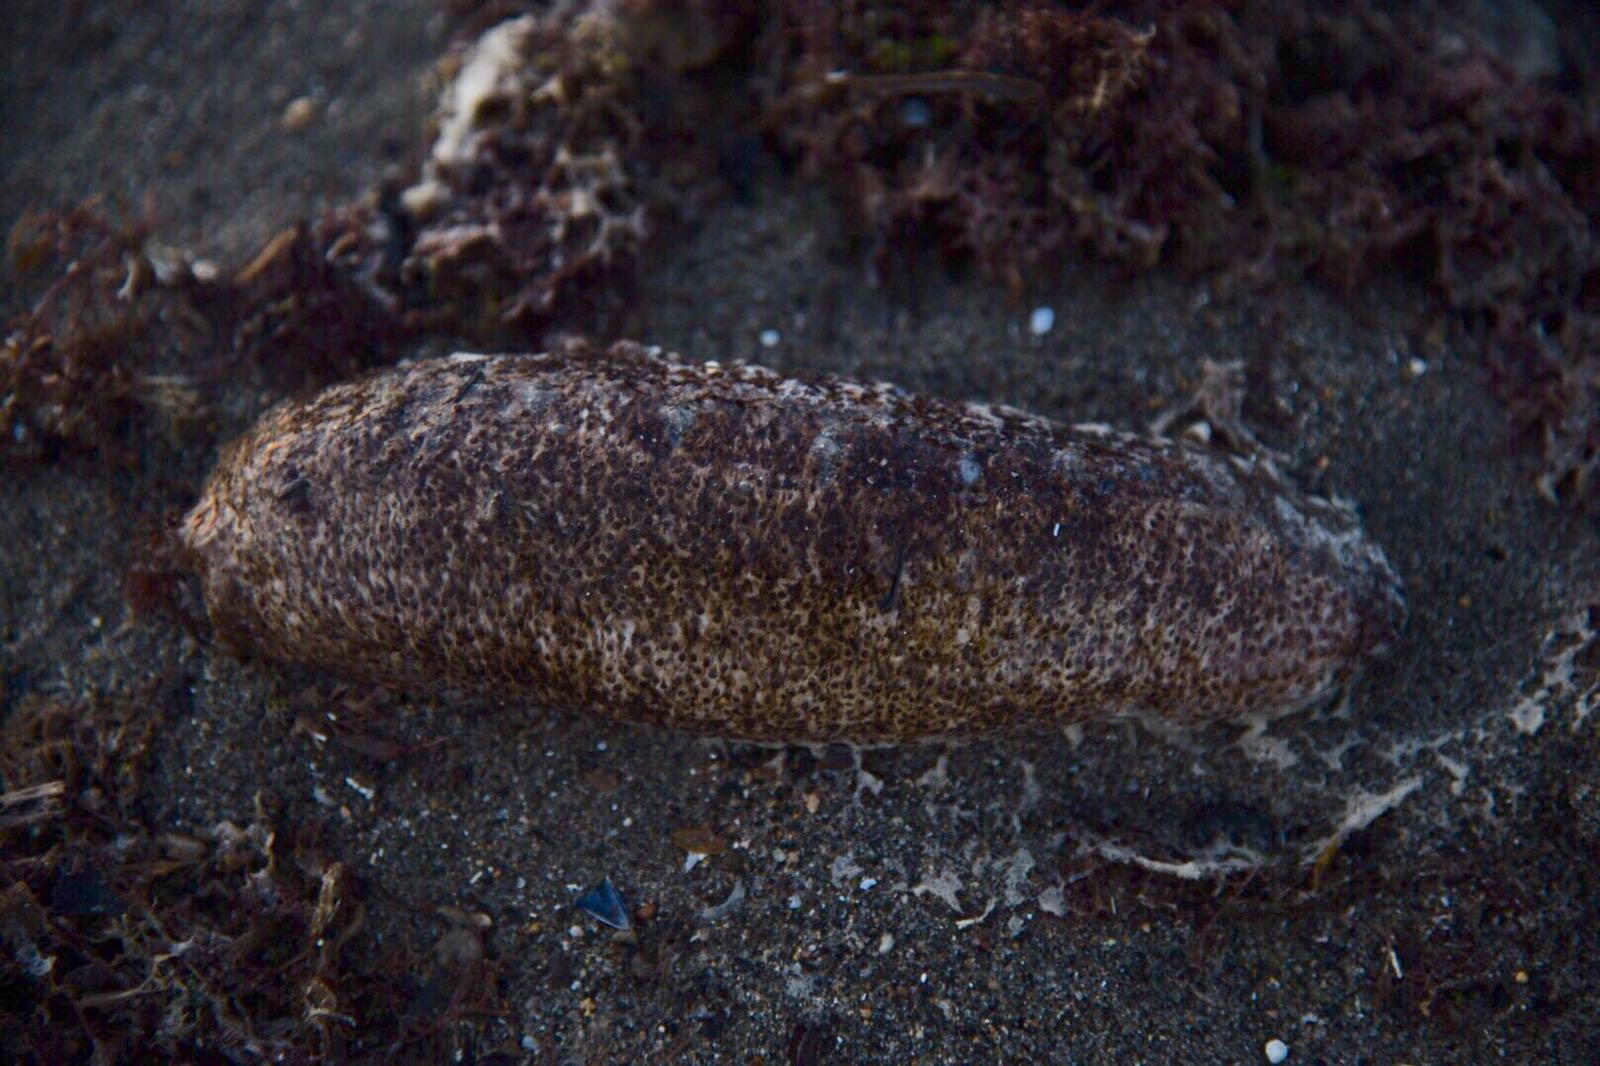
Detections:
[181, 342, 1404, 746]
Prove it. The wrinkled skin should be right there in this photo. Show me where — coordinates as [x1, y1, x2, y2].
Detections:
[181, 342, 1404, 743]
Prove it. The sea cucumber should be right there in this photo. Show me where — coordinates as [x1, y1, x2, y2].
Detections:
[179, 341, 1405, 744]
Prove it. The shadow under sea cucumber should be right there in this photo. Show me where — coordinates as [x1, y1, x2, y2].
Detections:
[179, 341, 1405, 744]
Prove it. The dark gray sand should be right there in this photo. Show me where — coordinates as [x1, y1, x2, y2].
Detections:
[5, 3, 1598, 1062]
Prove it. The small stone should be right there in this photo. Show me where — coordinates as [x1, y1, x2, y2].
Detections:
[1264, 1038, 1289, 1063]
[901, 97, 933, 128]
[759, 328, 781, 348]
[671, 825, 728, 855]
[1037, 886, 1067, 916]
[281, 95, 318, 132]
[1028, 306, 1055, 336]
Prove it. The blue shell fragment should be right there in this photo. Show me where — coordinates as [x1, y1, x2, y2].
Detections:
[576, 875, 631, 930]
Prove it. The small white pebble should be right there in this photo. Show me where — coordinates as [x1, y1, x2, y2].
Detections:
[878, 933, 895, 954]
[787, 895, 802, 910]
[1405, 356, 1428, 378]
[1265, 1038, 1289, 1063]
[1028, 306, 1055, 336]
[859, 876, 878, 891]
[759, 328, 781, 348]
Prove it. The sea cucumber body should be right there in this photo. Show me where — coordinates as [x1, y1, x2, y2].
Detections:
[181, 342, 1404, 743]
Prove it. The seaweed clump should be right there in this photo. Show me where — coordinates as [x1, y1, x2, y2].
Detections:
[359, 3, 755, 343]
[2, 200, 423, 468]
[2, 203, 212, 464]
[0, 688, 498, 1061]
[229, 221, 416, 391]
[763, 4, 1166, 281]
[759, 0, 1600, 506]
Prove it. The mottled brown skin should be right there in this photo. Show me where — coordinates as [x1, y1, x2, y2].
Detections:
[181, 342, 1405, 743]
